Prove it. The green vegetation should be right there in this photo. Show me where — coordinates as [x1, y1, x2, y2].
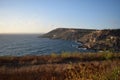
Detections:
[0, 52, 120, 80]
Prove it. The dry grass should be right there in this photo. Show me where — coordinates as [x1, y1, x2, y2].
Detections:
[0, 52, 120, 80]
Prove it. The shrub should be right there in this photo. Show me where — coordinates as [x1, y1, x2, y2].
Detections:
[106, 67, 120, 80]
[60, 52, 71, 58]
[50, 53, 57, 58]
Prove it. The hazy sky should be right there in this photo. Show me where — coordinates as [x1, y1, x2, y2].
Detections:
[0, 0, 120, 33]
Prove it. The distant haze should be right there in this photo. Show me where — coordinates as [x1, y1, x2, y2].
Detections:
[0, 0, 120, 33]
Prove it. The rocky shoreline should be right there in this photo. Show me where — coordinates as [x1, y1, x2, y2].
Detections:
[79, 29, 120, 52]
[41, 28, 120, 52]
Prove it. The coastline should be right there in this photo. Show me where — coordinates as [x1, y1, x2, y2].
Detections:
[41, 28, 120, 52]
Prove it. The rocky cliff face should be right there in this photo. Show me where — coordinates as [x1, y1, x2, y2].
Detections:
[41, 28, 120, 51]
[79, 29, 120, 51]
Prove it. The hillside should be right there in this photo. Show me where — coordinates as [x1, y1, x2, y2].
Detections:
[41, 28, 96, 40]
[41, 28, 120, 51]
[0, 52, 120, 80]
[79, 29, 120, 51]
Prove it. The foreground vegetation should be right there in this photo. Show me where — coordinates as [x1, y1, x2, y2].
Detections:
[0, 52, 120, 80]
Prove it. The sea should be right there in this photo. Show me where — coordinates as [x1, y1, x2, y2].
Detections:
[0, 34, 92, 56]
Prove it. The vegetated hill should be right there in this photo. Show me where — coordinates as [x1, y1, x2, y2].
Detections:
[79, 29, 120, 51]
[41, 28, 120, 51]
[41, 28, 96, 40]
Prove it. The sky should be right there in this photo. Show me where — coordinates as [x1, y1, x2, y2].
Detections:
[0, 0, 120, 33]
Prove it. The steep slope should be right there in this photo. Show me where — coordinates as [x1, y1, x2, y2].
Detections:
[42, 28, 95, 40]
[79, 29, 120, 51]
[41, 28, 120, 51]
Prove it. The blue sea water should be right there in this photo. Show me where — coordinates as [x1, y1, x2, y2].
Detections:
[0, 34, 90, 56]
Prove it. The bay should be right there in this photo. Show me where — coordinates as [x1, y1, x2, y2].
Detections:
[0, 34, 90, 56]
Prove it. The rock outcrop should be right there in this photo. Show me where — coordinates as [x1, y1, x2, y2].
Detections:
[79, 29, 120, 51]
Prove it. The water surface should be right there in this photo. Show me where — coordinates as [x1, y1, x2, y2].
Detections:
[0, 34, 90, 56]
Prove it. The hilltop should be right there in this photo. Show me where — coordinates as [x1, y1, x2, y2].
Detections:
[41, 28, 95, 40]
[42, 28, 120, 51]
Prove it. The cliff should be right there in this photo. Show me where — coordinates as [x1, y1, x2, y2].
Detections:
[41, 28, 120, 51]
[79, 29, 120, 51]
